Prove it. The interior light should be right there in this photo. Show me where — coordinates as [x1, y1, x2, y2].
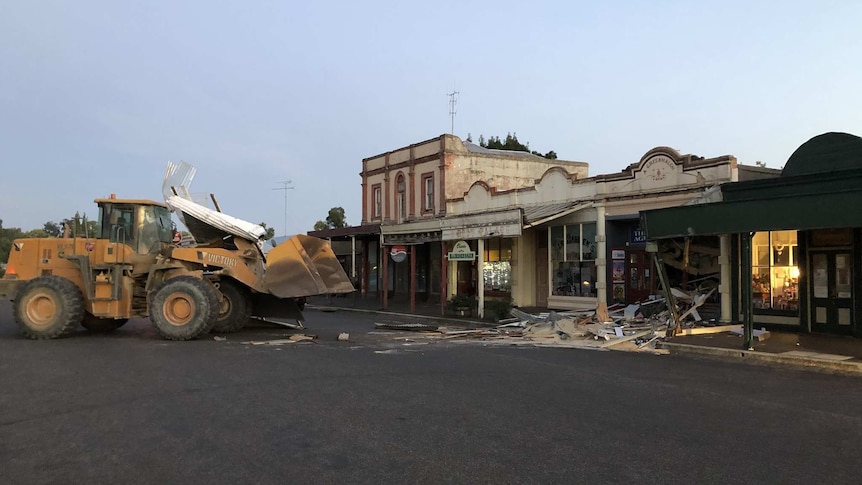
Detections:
[790, 267, 799, 279]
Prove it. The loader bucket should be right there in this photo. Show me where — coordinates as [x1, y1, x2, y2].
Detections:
[264, 234, 355, 298]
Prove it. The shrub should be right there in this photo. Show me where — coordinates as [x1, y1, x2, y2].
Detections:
[485, 297, 514, 321]
[447, 294, 477, 313]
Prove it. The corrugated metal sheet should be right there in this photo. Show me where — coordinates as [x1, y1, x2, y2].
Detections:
[522, 202, 592, 227]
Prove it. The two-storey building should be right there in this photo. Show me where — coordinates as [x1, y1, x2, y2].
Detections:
[359, 134, 587, 314]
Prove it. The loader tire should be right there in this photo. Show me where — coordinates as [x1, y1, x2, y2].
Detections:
[211, 280, 252, 334]
[13, 276, 84, 339]
[149, 276, 219, 341]
[81, 314, 128, 333]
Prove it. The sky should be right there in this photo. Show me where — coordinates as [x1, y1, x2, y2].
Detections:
[1, 0, 861, 235]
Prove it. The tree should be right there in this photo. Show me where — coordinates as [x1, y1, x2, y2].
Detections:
[325, 207, 347, 229]
[0, 222, 24, 274]
[478, 132, 558, 160]
[258, 222, 276, 240]
[312, 207, 348, 231]
[54, 212, 98, 238]
[43, 221, 62, 237]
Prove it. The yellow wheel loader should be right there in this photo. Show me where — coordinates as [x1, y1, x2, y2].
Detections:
[0, 196, 353, 340]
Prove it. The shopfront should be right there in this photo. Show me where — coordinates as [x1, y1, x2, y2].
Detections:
[641, 132, 862, 344]
[538, 208, 601, 311]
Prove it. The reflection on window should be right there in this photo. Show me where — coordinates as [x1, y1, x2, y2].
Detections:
[752, 230, 798, 312]
[483, 238, 512, 292]
[551, 223, 597, 297]
[368, 241, 379, 291]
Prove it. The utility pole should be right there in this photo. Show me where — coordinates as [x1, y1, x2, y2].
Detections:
[272, 180, 294, 237]
[447, 89, 459, 135]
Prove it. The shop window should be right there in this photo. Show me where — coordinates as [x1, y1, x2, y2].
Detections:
[551, 223, 597, 297]
[751, 230, 798, 312]
[483, 238, 512, 293]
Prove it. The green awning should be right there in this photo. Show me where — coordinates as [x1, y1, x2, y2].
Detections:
[641, 189, 862, 239]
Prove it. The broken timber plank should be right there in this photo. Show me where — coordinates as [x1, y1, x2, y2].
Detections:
[375, 322, 441, 332]
[596, 302, 612, 323]
[601, 330, 654, 348]
[674, 324, 742, 336]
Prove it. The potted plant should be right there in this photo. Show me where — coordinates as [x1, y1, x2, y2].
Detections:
[447, 294, 477, 317]
[485, 296, 514, 322]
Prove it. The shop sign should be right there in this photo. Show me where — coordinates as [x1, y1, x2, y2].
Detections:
[390, 245, 407, 263]
[630, 227, 647, 244]
[447, 240, 475, 261]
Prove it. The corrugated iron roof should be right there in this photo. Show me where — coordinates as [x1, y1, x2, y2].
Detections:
[522, 201, 592, 227]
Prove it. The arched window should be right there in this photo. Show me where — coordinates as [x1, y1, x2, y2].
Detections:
[396, 173, 406, 220]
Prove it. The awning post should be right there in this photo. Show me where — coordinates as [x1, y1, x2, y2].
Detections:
[653, 250, 682, 337]
[740, 232, 754, 349]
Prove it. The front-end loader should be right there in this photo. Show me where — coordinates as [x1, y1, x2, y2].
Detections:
[0, 163, 353, 340]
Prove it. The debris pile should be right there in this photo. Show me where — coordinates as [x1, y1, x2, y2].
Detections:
[378, 284, 764, 351]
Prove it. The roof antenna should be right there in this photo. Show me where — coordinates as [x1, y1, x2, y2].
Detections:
[447, 87, 459, 135]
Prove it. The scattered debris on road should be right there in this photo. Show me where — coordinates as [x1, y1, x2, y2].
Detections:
[375, 284, 750, 354]
[375, 322, 440, 332]
[242, 334, 317, 345]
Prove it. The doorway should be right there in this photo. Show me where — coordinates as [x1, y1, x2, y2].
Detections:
[810, 251, 853, 335]
[626, 250, 654, 303]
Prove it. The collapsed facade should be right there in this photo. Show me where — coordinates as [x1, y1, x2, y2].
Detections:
[641, 132, 862, 343]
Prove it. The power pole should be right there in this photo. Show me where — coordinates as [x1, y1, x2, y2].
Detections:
[447, 89, 459, 135]
[272, 180, 294, 237]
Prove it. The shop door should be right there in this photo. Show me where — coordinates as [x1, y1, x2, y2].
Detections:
[626, 251, 653, 303]
[810, 251, 853, 335]
[536, 247, 548, 307]
[456, 261, 475, 296]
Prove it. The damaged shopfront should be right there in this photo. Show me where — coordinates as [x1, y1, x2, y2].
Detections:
[641, 132, 862, 346]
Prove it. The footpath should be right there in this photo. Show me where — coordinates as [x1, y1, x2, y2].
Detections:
[306, 294, 862, 375]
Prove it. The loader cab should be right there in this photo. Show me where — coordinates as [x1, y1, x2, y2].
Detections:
[96, 198, 174, 255]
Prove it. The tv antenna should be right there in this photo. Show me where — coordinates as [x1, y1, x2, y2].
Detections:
[272, 180, 294, 237]
[447, 89, 459, 135]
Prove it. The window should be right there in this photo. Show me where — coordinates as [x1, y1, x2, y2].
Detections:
[422, 173, 434, 213]
[551, 223, 597, 297]
[396, 174, 406, 220]
[752, 230, 798, 312]
[372, 185, 381, 219]
[483, 238, 512, 293]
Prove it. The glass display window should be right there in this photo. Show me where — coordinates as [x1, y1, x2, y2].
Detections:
[483, 238, 512, 293]
[751, 230, 799, 312]
[550, 223, 598, 297]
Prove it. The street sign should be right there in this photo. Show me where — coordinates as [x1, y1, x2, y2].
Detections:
[447, 240, 475, 261]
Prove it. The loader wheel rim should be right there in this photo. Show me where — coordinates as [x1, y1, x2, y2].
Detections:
[218, 296, 231, 318]
[25, 292, 57, 328]
[163, 292, 195, 326]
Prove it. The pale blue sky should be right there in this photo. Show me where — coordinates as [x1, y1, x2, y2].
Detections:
[1, 1, 860, 235]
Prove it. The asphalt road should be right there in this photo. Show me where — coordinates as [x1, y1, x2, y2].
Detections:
[1, 300, 862, 484]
